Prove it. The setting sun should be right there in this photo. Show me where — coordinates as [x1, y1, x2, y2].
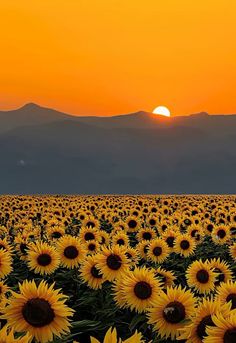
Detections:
[153, 106, 171, 117]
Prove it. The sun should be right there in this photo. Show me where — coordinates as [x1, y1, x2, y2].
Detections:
[153, 106, 170, 117]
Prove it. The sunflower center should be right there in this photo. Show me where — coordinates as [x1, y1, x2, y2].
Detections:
[180, 240, 190, 250]
[153, 247, 162, 256]
[217, 229, 226, 239]
[143, 232, 152, 240]
[223, 328, 236, 343]
[117, 239, 125, 245]
[91, 266, 103, 279]
[166, 237, 175, 247]
[226, 294, 236, 309]
[134, 281, 152, 300]
[196, 315, 215, 339]
[84, 232, 95, 241]
[128, 220, 137, 229]
[64, 246, 79, 259]
[149, 219, 156, 226]
[191, 230, 197, 237]
[207, 224, 213, 232]
[86, 222, 95, 228]
[88, 243, 96, 251]
[37, 253, 52, 266]
[52, 232, 62, 239]
[163, 301, 186, 324]
[107, 254, 122, 270]
[22, 298, 55, 327]
[196, 269, 209, 283]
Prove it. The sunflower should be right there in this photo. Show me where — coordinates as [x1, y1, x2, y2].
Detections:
[216, 280, 236, 310]
[154, 266, 176, 288]
[0, 326, 31, 342]
[136, 241, 150, 260]
[115, 267, 161, 313]
[81, 216, 100, 230]
[84, 240, 100, 255]
[98, 230, 110, 246]
[212, 225, 230, 245]
[112, 232, 129, 247]
[27, 241, 60, 275]
[0, 249, 12, 279]
[229, 242, 236, 261]
[178, 298, 232, 343]
[79, 226, 100, 243]
[0, 238, 13, 253]
[124, 247, 139, 266]
[186, 260, 216, 294]
[90, 327, 144, 343]
[136, 228, 157, 242]
[174, 234, 196, 257]
[147, 238, 170, 264]
[56, 235, 86, 269]
[96, 245, 129, 281]
[187, 225, 203, 243]
[208, 258, 233, 287]
[125, 216, 140, 232]
[204, 312, 236, 343]
[80, 255, 105, 290]
[0, 280, 10, 300]
[147, 285, 196, 340]
[162, 229, 178, 251]
[2, 280, 74, 343]
[204, 221, 214, 235]
[46, 226, 65, 240]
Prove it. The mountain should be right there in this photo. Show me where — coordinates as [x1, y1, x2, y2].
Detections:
[0, 103, 236, 194]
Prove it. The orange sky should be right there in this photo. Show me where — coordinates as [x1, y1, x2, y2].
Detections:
[0, 0, 236, 116]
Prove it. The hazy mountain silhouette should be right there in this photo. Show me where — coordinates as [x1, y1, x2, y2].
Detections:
[0, 103, 236, 194]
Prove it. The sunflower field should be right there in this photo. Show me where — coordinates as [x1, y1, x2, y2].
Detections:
[1, 195, 236, 342]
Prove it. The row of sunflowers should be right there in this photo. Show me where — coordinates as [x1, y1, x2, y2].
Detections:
[0, 195, 236, 342]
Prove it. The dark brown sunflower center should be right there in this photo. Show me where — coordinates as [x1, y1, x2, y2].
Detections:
[84, 232, 95, 241]
[91, 266, 103, 279]
[196, 269, 209, 283]
[22, 298, 55, 327]
[86, 221, 95, 228]
[143, 232, 152, 240]
[149, 219, 156, 226]
[218, 229, 226, 239]
[117, 239, 125, 245]
[51, 232, 62, 239]
[128, 220, 137, 229]
[196, 315, 215, 339]
[64, 245, 79, 259]
[224, 328, 236, 343]
[163, 301, 186, 324]
[191, 230, 197, 237]
[180, 240, 190, 250]
[88, 243, 96, 251]
[166, 236, 175, 247]
[226, 294, 236, 309]
[37, 253, 52, 266]
[134, 281, 152, 300]
[207, 224, 213, 232]
[153, 247, 162, 256]
[107, 254, 122, 270]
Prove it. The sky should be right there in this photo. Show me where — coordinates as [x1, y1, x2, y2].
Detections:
[0, 0, 236, 116]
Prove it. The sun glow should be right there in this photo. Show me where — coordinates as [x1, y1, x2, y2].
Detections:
[153, 106, 171, 117]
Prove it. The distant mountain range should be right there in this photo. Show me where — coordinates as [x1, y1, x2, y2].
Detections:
[0, 103, 236, 194]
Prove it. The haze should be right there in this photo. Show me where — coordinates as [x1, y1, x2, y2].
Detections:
[0, 1, 236, 116]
